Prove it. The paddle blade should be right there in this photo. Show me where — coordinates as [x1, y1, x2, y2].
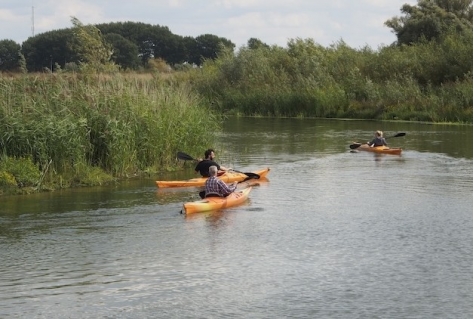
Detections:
[240, 175, 258, 183]
[244, 172, 260, 179]
[349, 143, 362, 149]
[177, 151, 195, 161]
[393, 132, 406, 138]
[230, 169, 260, 179]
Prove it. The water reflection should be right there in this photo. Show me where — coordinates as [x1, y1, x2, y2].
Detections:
[155, 187, 200, 204]
[0, 118, 471, 319]
[221, 118, 472, 160]
[184, 209, 226, 223]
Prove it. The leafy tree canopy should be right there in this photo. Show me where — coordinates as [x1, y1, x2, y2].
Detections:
[9, 20, 235, 72]
[70, 17, 115, 72]
[247, 38, 270, 50]
[21, 28, 78, 72]
[385, 0, 473, 45]
[0, 39, 21, 71]
[103, 33, 140, 70]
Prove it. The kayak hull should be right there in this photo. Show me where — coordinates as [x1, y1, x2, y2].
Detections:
[182, 187, 252, 215]
[358, 144, 402, 155]
[156, 168, 270, 188]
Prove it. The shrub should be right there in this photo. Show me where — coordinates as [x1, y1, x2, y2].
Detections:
[0, 156, 41, 187]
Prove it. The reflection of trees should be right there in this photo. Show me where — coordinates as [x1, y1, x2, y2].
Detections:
[222, 117, 473, 160]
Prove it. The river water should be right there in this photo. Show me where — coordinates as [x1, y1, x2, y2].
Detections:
[1, 118, 472, 319]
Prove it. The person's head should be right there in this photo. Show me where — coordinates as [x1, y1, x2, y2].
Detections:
[375, 130, 383, 137]
[208, 165, 218, 177]
[204, 149, 215, 160]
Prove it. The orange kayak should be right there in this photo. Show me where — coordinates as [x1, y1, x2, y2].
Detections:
[357, 144, 402, 155]
[156, 168, 270, 188]
[182, 187, 252, 214]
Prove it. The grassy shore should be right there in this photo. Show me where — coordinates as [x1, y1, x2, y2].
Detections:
[0, 72, 221, 195]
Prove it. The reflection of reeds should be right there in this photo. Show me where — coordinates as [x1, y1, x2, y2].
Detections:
[0, 73, 221, 190]
[155, 188, 200, 205]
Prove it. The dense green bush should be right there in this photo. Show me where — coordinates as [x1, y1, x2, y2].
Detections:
[191, 31, 472, 123]
[0, 156, 41, 194]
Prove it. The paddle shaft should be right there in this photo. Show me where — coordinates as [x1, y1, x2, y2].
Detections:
[177, 151, 260, 179]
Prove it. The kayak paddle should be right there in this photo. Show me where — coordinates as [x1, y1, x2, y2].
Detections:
[176, 151, 260, 179]
[349, 132, 406, 150]
[176, 151, 195, 161]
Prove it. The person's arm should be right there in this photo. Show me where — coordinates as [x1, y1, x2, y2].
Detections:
[229, 181, 237, 191]
[217, 179, 237, 195]
[214, 162, 231, 173]
[218, 167, 234, 175]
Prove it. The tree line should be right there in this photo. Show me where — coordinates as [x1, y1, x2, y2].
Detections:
[0, 0, 471, 75]
[0, 20, 235, 72]
[191, 0, 472, 122]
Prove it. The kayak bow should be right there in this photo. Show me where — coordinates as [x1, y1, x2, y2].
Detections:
[182, 187, 253, 214]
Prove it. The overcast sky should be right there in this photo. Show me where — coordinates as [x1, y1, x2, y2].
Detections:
[0, 0, 417, 49]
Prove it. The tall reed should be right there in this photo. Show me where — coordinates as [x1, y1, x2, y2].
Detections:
[0, 73, 220, 191]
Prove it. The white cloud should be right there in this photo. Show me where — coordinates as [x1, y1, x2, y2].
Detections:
[0, 8, 25, 23]
[168, 0, 184, 7]
[0, 0, 418, 49]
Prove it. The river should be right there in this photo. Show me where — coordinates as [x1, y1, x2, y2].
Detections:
[1, 118, 472, 318]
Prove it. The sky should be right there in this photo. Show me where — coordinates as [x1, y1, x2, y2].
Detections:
[0, 0, 418, 50]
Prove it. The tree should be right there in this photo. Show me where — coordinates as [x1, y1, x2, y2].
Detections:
[104, 33, 140, 70]
[18, 20, 236, 72]
[247, 38, 270, 50]
[21, 29, 78, 72]
[192, 34, 235, 65]
[70, 17, 116, 71]
[0, 40, 21, 71]
[385, 0, 473, 45]
[96, 22, 179, 67]
[435, 0, 473, 21]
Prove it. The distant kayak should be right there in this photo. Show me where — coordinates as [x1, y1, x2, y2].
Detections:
[182, 187, 252, 215]
[156, 168, 270, 188]
[349, 133, 405, 155]
[356, 144, 402, 155]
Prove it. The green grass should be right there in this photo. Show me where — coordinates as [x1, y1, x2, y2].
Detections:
[0, 72, 221, 194]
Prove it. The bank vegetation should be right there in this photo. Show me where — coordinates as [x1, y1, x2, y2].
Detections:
[0, 0, 472, 195]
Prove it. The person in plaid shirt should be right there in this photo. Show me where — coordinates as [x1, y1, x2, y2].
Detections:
[204, 166, 237, 198]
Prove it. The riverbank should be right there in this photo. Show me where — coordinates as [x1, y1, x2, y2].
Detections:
[0, 73, 221, 195]
[0, 67, 472, 196]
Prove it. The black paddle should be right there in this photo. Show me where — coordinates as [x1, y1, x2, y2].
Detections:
[349, 132, 406, 150]
[176, 151, 260, 179]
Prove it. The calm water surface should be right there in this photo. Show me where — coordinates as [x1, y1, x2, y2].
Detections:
[1, 118, 472, 318]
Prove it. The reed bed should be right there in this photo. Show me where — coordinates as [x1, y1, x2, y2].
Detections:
[0, 73, 220, 194]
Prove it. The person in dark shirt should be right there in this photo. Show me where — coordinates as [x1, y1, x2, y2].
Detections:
[368, 130, 388, 147]
[194, 149, 230, 177]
